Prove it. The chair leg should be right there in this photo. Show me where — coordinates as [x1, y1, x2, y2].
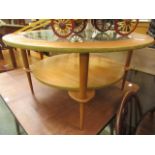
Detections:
[9, 47, 17, 68]
[0, 47, 4, 60]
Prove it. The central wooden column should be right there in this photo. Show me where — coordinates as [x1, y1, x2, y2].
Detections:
[79, 53, 89, 129]
[121, 50, 133, 90]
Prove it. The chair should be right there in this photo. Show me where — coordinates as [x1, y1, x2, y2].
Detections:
[135, 107, 155, 135]
[0, 44, 4, 59]
[115, 91, 142, 135]
[0, 21, 25, 71]
[0, 44, 16, 72]
[115, 91, 155, 135]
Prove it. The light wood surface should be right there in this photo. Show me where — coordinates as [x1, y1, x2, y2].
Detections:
[79, 53, 89, 99]
[31, 53, 124, 90]
[2, 31, 154, 53]
[0, 69, 139, 134]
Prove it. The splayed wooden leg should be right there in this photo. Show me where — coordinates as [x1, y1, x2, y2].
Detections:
[21, 49, 34, 94]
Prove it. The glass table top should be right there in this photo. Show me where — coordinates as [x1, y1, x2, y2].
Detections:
[2, 29, 154, 53]
[23, 29, 130, 42]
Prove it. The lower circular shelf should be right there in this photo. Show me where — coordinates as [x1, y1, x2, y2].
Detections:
[31, 53, 124, 90]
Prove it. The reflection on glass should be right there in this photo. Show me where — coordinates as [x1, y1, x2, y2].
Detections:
[23, 29, 129, 43]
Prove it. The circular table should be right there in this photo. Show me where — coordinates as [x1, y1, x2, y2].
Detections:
[3, 30, 153, 52]
[3, 30, 154, 129]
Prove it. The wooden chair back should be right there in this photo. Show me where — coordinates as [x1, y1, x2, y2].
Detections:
[115, 91, 142, 135]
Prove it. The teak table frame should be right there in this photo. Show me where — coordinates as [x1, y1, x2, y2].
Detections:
[3, 31, 154, 130]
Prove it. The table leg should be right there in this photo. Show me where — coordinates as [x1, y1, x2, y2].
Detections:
[9, 47, 17, 68]
[79, 53, 89, 129]
[21, 49, 34, 94]
[121, 50, 133, 90]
